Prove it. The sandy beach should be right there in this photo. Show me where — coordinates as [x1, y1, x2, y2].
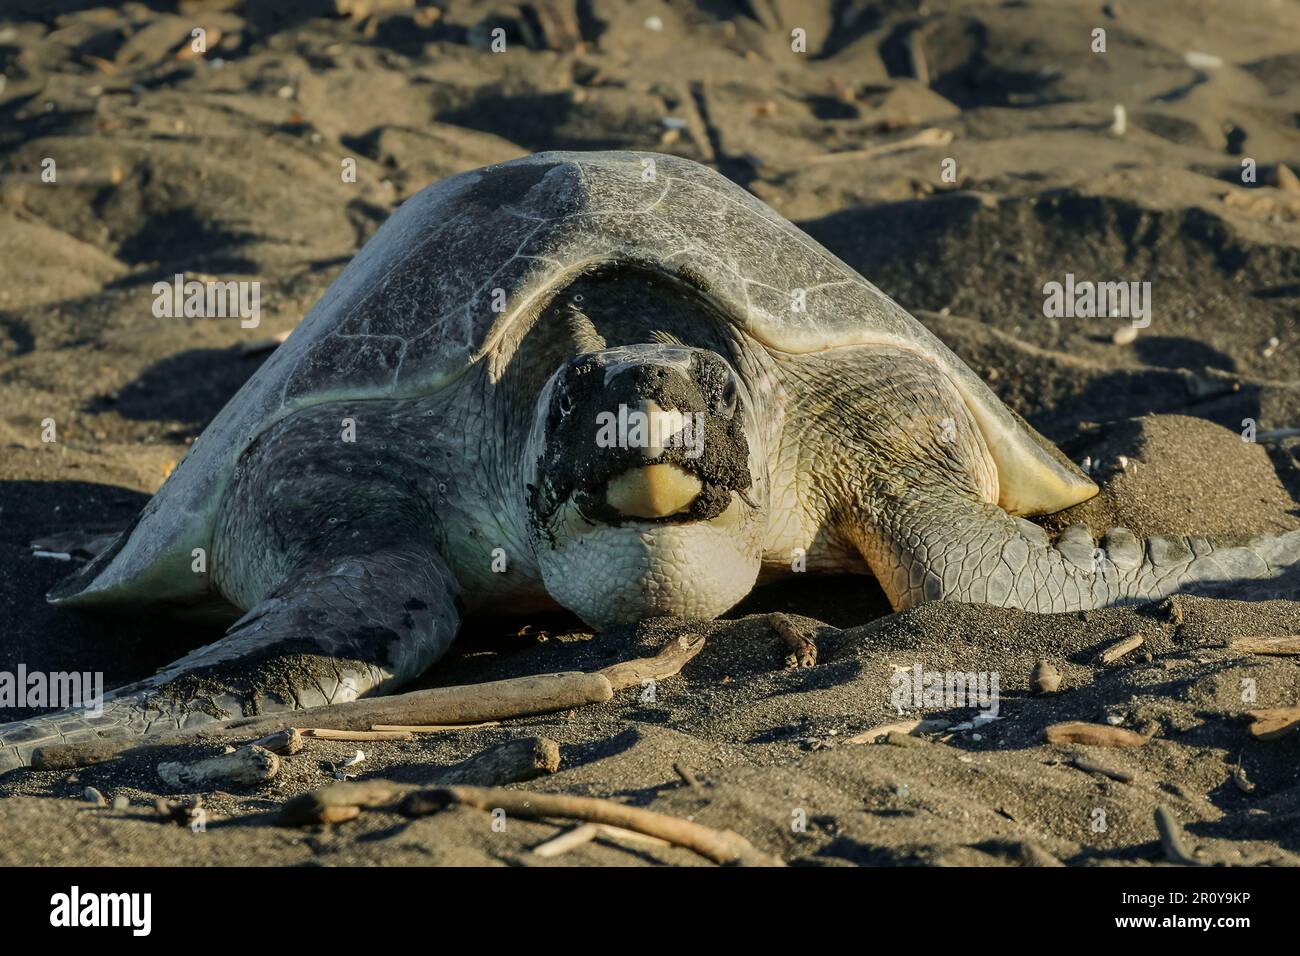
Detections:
[0, 0, 1298, 868]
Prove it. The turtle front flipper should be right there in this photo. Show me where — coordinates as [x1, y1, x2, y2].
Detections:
[855, 492, 1300, 612]
[786, 344, 1299, 613]
[0, 545, 459, 771]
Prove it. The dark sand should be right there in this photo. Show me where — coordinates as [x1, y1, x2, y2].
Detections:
[0, 0, 1298, 866]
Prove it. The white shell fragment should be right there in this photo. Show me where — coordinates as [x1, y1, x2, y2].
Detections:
[332, 749, 367, 780]
[1183, 51, 1223, 69]
[1109, 104, 1127, 137]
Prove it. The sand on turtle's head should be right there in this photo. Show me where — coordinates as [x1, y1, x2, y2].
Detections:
[520, 337, 767, 629]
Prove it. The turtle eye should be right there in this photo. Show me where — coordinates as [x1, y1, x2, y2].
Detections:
[717, 377, 738, 418]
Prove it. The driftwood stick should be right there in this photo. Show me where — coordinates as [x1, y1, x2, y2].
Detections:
[804, 128, 954, 166]
[1044, 722, 1150, 748]
[222, 672, 614, 738]
[532, 823, 600, 858]
[1245, 706, 1300, 740]
[535, 822, 674, 858]
[597, 634, 705, 691]
[300, 729, 414, 742]
[32, 739, 164, 771]
[1098, 634, 1144, 665]
[401, 785, 783, 867]
[36, 628, 705, 771]
[593, 824, 672, 850]
[279, 780, 404, 826]
[32, 674, 607, 769]
[1225, 636, 1300, 656]
[673, 762, 700, 789]
[371, 721, 500, 733]
[438, 736, 560, 786]
[250, 728, 303, 755]
[768, 614, 818, 669]
[277, 737, 561, 825]
[845, 718, 951, 745]
[157, 745, 280, 791]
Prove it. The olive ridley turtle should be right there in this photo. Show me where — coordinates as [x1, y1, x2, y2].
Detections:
[3, 151, 1297, 768]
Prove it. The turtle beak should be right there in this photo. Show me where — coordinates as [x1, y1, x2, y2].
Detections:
[603, 400, 702, 519]
[605, 463, 702, 519]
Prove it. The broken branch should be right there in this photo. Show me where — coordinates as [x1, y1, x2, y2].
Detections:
[1225, 636, 1300, 656]
[212, 671, 614, 739]
[1044, 722, 1150, 748]
[597, 634, 705, 691]
[278, 737, 560, 825]
[157, 745, 280, 791]
[400, 785, 783, 867]
[1245, 706, 1300, 740]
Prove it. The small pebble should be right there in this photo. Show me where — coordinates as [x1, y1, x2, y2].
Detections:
[1032, 659, 1062, 694]
[83, 786, 105, 807]
[1109, 104, 1126, 137]
[1183, 51, 1223, 70]
[1099, 633, 1144, 665]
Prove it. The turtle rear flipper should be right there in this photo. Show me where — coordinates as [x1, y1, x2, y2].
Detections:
[1, 545, 460, 771]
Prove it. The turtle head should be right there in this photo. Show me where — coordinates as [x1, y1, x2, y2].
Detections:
[523, 341, 767, 628]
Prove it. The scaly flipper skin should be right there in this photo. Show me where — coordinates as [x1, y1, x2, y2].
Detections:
[789, 347, 1300, 611]
[0, 545, 459, 771]
[1, 402, 462, 771]
[865, 493, 1300, 611]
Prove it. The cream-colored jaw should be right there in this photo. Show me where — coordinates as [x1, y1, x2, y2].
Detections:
[606, 464, 702, 519]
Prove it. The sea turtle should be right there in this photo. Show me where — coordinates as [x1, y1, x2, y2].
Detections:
[3, 151, 1298, 768]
